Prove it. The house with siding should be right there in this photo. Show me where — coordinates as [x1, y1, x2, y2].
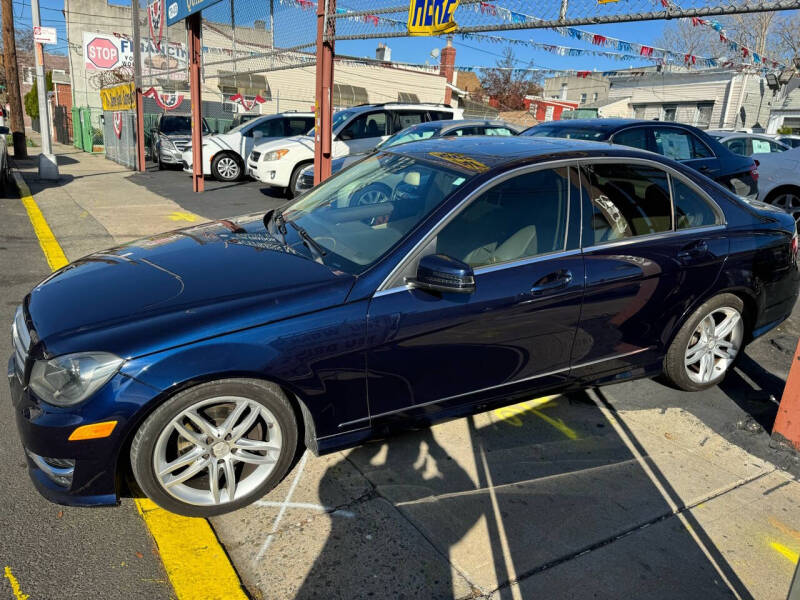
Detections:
[766, 80, 800, 134]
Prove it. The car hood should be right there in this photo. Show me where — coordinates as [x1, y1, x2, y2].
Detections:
[253, 135, 314, 154]
[26, 213, 356, 359]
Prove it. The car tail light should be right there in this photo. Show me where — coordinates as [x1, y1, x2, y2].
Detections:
[750, 163, 759, 182]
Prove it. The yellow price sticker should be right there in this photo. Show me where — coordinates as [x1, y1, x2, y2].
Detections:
[407, 0, 460, 36]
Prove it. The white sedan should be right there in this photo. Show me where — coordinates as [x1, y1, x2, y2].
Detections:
[752, 145, 800, 222]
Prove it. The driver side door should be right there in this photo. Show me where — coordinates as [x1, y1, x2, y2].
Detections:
[365, 164, 584, 424]
[333, 111, 391, 157]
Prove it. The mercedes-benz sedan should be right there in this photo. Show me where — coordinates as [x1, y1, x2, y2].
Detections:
[9, 137, 799, 516]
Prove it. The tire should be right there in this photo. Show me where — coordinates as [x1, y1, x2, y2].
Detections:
[352, 182, 392, 206]
[211, 153, 243, 182]
[765, 187, 800, 225]
[287, 162, 311, 199]
[662, 293, 745, 391]
[130, 378, 299, 517]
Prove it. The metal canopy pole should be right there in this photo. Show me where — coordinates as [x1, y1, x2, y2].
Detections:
[132, 0, 146, 171]
[30, 0, 58, 178]
[188, 12, 204, 192]
[313, 0, 335, 185]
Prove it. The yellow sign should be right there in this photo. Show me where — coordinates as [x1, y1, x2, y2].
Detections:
[407, 0, 459, 36]
[429, 151, 489, 173]
[99, 81, 136, 111]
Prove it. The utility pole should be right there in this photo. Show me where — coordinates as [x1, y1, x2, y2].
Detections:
[131, 0, 145, 171]
[313, 0, 334, 185]
[1, 0, 27, 158]
[30, 0, 58, 178]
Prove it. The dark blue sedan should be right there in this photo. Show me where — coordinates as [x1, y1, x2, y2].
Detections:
[9, 136, 799, 516]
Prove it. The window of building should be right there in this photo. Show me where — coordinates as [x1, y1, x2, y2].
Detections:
[672, 178, 721, 230]
[22, 67, 34, 85]
[581, 163, 672, 244]
[436, 168, 569, 268]
[695, 102, 714, 129]
[662, 105, 677, 122]
[580, 93, 587, 104]
[633, 104, 646, 119]
[592, 92, 599, 102]
[560, 82, 568, 100]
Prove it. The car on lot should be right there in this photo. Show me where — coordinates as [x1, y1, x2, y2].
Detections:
[774, 134, 800, 149]
[247, 103, 462, 196]
[9, 137, 799, 516]
[293, 119, 520, 196]
[181, 112, 314, 182]
[706, 131, 790, 156]
[523, 119, 760, 199]
[748, 145, 800, 223]
[150, 114, 212, 170]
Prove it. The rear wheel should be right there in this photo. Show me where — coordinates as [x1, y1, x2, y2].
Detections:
[287, 162, 311, 199]
[663, 293, 745, 391]
[130, 379, 298, 517]
[212, 153, 242, 182]
[766, 187, 800, 224]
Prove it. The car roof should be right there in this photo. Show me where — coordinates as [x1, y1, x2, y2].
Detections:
[530, 118, 653, 132]
[389, 135, 624, 170]
[346, 103, 455, 115]
[434, 119, 519, 131]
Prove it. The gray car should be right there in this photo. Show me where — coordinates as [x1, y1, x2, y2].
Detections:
[150, 114, 211, 169]
[293, 119, 520, 196]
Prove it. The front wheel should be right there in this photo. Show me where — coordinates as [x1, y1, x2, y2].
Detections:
[212, 153, 242, 182]
[662, 293, 745, 391]
[130, 379, 298, 517]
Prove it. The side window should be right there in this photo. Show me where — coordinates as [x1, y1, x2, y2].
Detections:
[436, 168, 570, 268]
[613, 127, 650, 151]
[769, 141, 787, 152]
[723, 138, 750, 156]
[444, 127, 482, 137]
[672, 178, 721, 230]
[339, 111, 389, 140]
[286, 118, 313, 136]
[485, 127, 514, 136]
[394, 110, 425, 130]
[251, 118, 284, 138]
[428, 110, 454, 121]
[580, 163, 672, 245]
[652, 128, 710, 161]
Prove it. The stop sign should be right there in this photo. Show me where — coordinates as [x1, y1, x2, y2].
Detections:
[87, 37, 119, 69]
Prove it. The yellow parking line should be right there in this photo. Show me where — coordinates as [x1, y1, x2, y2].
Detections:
[3, 566, 29, 600]
[13, 172, 69, 271]
[15, 169, 247, 600]
[770, 541, 800, 564]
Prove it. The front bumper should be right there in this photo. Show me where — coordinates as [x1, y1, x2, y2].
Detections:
[247, 159, 290, 187]
[8, 356, 159, 507]
[159, 148, 184, 164]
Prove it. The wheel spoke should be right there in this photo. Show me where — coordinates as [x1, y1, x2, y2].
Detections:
[233, 438, 280, 453]
[208, 461, 221, 504]
[715, 313, 740, 339]
[158, 446, 205, 477]
[184, 409, 218, 438]
[685, 342, 706, 366]
[223, 459, 237, 501]
[229, 406, 261, 442]
[173, 421, 205, 445]
[699, 352, 714, 382]
[164, 457, 209, 488]
[232, 449, 277, 465]
[220, 401, 251, 436]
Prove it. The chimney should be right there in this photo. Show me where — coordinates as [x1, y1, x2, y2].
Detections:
[376, 43, 391, 62]
[254, 19, 266, 29]
[439, 37, 456, 105]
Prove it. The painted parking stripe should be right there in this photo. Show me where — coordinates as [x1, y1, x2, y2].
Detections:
[14, 169, 247, 600]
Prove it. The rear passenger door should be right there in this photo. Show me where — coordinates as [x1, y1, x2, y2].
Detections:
[573, 159, 728, 381]
[393, 110, 427, 132]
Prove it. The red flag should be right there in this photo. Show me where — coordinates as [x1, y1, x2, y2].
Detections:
[592, 34, 606, 46]
[640, 46, 653, 57]
[576, 71, 590, 78]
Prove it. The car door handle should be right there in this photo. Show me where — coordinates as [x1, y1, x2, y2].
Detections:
[530, 270, 573, 296]
[677, 240, 708, 261]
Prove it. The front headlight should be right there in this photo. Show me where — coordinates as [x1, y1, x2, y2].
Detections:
[262, 149, 289, 161]
[29, 352, 124, 407]
[161, 138, 177, 151]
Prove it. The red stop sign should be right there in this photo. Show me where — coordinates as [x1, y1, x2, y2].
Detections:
[87, 37, 119, 69]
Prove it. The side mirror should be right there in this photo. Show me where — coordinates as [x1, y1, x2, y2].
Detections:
[407, 254, 475, 294]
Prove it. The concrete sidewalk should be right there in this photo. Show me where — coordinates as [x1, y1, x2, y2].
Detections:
[10, 136, 800, 599]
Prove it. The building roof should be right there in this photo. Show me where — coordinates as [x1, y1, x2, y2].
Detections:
[455, 71, 481, 93]
[581, 96, 631, 109]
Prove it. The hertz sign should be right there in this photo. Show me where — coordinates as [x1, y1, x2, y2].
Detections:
[407, 0, 459, 36]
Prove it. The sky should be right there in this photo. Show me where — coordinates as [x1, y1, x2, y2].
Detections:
[7, 0, 706, 73]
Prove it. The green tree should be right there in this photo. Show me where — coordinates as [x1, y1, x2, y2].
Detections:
[24, 70, 53, 120]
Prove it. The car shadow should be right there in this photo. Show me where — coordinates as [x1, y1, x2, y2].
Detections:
[285, 390, 752, 599]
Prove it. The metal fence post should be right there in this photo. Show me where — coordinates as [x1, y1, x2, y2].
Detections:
[188, 12, 204, 193]
[313, 0, 335, 185]
[772, 337, 800, 454]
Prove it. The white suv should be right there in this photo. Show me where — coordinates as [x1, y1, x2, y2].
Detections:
[182, 112, 314, 182]
[247, 103, 462, 195]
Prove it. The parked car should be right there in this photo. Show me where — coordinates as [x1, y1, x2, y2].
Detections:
[749, 145, 800, 223]
[10, 136, 799, 516]
[150, 114, 211, 170]
[706, 131, 790, 156]
[181, 112, 314, 182]
[523, 119, 760, 199]
[247, 103, 462, 196]
[230, 113, 260, 128]
[293, 118, 520, 196]
[775, 134, 800, 149]
[0, 125, 9, 195]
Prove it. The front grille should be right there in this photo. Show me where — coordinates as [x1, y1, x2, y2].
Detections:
[174, 142, 190, 152]
[250, 151, 261, 162]
[11, 305, 30, 380]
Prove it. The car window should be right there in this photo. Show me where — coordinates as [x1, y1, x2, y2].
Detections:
[580, 162, 672, 245]
[525, 125, 607, 140]
[652, 128, 711, 160]
[286, 117, 314, 136]
[444, 127, 483, 137]
[672, 178, 721, 230]
[485, 127, 514, 136]
[428, 110, 454, 121]
[723, 137, 750, 156]
[339, 111, 389, 140]
[612, 127, 650, 151]
[394, 110, 425, 130]
[250, 118, 284, 138]
[436, 168, 569, 268]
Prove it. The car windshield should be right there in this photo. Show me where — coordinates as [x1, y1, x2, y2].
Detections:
[160, 116, 210, 135]
[378, 125, 440, 149]
[227, 118, 263, 135]
[306, 110, 355, 137]
[276, 152, 473, 274]
[524, 125, 607, 140]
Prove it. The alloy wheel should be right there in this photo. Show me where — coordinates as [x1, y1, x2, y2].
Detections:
[216, 157, 240, 180]
[684, 307, 743, 384]
[153, 396, 282, 506]
[770, 193, 800, 224]
[355, 188, 390, 205]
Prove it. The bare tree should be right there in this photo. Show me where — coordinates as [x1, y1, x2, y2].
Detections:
[719, 13, 776, 58]
[771, 11, 800, 63]
[479, 48, 542, 111]
[656, 20, 723, 59]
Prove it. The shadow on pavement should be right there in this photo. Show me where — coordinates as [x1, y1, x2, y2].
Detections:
[291, 389, 750, 599]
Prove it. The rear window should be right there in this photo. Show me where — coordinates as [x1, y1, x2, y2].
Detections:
[524, 125, 607, 140]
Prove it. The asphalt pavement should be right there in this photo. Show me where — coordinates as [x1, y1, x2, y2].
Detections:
[0, 182, 173, 600]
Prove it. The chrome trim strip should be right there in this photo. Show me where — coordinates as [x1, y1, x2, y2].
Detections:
[338, 346, 654, 427]
[474, 248, 582, 275]
[582, 224, 726, 253]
